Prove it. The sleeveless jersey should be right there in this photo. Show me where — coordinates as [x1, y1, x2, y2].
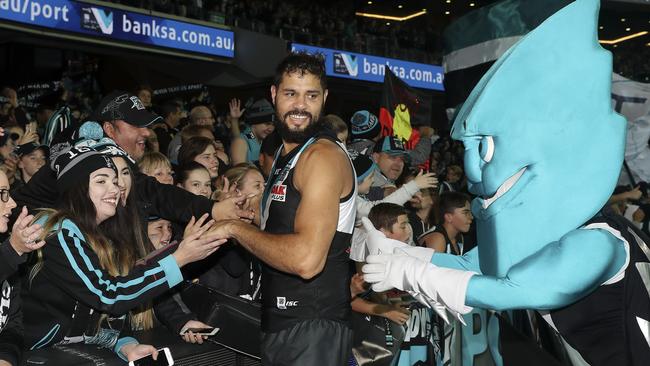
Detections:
[543, 212, 650, 366]
[260, 133, 356, 333]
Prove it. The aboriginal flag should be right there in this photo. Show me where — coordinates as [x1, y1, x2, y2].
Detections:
[378, 69, 432, 150]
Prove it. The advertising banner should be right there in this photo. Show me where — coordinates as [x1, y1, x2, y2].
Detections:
[0, 0, 234, 58]
[291, 43, 444, 91]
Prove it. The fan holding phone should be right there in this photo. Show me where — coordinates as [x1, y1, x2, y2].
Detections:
[128, 347, 174, 366]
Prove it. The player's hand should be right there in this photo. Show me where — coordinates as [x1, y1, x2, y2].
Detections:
[212, 194, 254, 222]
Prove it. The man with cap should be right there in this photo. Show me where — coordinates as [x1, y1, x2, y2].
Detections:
[96, 91, 161, 161]
[230, 98, 276, 165]
[14, 142, 48, 187]
[11, 91, 253, 226]
[370, 136, 408, 199]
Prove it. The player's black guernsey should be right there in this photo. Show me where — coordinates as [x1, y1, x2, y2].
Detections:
[260, 134, 356, 333]
[543, 212, 650, 366]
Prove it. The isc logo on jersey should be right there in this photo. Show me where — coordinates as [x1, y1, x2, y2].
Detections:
[276, 297, 299, 310]
[271, 184, 287, 202]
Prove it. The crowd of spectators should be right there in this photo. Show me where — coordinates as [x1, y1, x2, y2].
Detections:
[0, 53, 485, 363]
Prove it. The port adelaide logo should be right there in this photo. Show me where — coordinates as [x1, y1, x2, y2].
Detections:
[81, 7, 114, 35]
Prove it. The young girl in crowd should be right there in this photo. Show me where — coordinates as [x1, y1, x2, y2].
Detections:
[178, 137, 220, 179]
[0, 169, 45, 366]
[84, 138, 215, 344]
[138, 152, 174, 185]
[147, 216, 173, 250]
[176, 162, 213, 198]
[21, 147, 226, 362]
[213, 163, 264, 212]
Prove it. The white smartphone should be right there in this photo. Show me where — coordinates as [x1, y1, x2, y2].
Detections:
[128, 347, 174, 366]
[179, 326, 220, 337]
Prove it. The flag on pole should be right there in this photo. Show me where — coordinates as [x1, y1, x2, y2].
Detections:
[378, 68, 432, 150]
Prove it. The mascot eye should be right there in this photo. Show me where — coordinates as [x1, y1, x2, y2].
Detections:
[479, 136, 495, 163]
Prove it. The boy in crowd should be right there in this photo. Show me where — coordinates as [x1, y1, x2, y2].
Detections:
[350, 203, 412, 329]
[367, 203, 411, 244]
[419, 192, 472, 255]
[360, 203, 433, 366]
[14, 143, 48, 186]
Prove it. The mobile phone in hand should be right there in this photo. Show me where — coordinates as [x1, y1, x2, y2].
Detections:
[180, 327, 220, 336]
[128, 347, 173, 366]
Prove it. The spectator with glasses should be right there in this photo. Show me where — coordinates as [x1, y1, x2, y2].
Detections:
[0, 168, 47, 366]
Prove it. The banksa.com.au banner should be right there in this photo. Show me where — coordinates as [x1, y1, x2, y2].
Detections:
[0, 0, 234, 58]
[291, 43, 444, 91]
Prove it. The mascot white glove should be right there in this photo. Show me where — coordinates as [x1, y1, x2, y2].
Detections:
[362, 217, 436, 261]
[362, 253, 476, 324]
[361, 217, 409, 255]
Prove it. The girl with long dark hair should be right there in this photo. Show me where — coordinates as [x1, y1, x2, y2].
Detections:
[22, 146, 226, 362]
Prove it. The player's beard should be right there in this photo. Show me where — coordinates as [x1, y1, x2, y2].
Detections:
[275, 109, 323, 144]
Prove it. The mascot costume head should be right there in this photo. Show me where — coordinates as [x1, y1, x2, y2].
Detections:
[450, 0, 626, 276]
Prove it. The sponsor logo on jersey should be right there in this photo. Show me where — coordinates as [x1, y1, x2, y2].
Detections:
[270, 184, 286, 202]
[276, 297, 299, 310]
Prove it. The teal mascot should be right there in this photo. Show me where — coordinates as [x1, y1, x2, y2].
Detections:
[362, 0, 650, 364]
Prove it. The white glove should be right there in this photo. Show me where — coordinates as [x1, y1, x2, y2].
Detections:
[362, 253, 476, 323]
[394, 246, 435, 263]
[361, 217, 409, 255]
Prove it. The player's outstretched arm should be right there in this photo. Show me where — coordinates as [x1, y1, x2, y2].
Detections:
[211, 140, 352, 280]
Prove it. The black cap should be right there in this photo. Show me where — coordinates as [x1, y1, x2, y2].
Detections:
[15, 142, 49, 158]
[93, 91, 162, 127]
[244, 98, 275, 125]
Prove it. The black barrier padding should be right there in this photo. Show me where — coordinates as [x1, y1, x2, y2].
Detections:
[180, 283, 262, 360]
[22, 325, 261, 366]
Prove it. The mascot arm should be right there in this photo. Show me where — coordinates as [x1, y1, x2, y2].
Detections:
[430, 246, 482, 272]
[465, 228, 627, 311]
